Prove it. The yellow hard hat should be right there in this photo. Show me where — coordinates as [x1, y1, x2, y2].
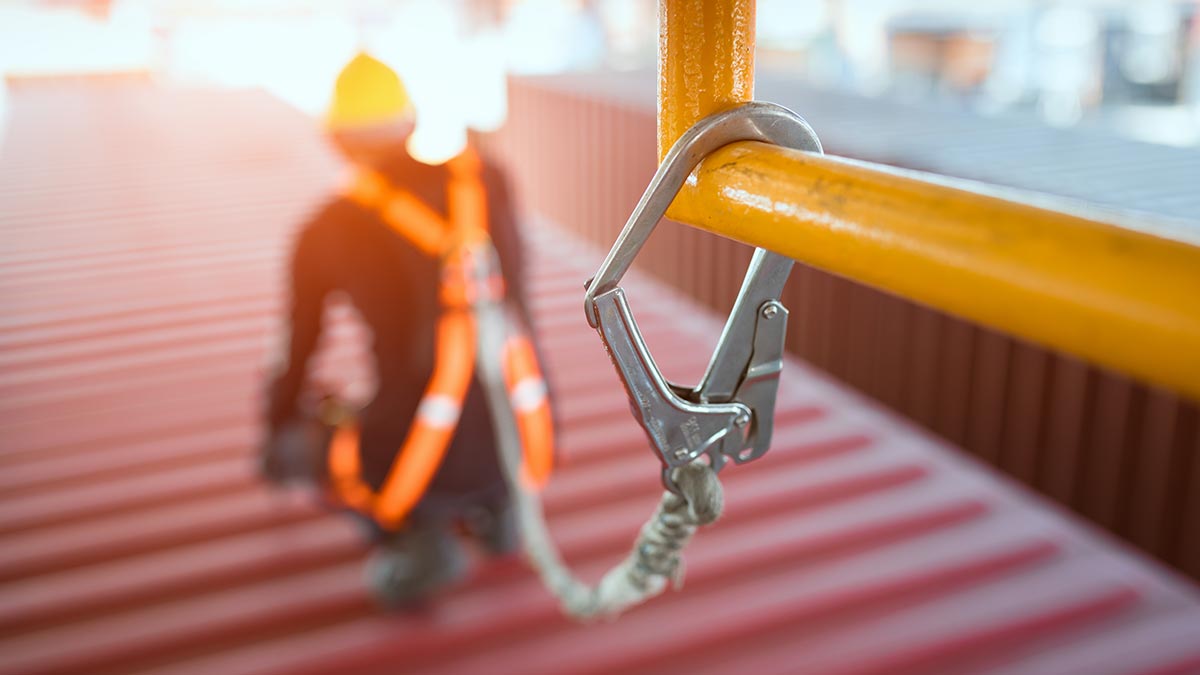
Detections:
[326, 52, 412, 132]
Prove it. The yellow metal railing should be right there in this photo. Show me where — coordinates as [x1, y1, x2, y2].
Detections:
[658, 0, 1200, 401]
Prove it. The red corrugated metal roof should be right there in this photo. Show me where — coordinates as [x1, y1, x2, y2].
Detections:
[1, 81, 1199, 675]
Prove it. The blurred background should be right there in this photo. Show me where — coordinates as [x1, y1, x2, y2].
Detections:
[3, 1, 1200, 674]
[3, 0, 1200, 144]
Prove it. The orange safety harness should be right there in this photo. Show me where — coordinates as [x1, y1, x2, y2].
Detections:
[328, 148, 554, 530]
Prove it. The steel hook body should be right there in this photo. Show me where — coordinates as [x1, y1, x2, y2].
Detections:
[583, 102, 824, 492]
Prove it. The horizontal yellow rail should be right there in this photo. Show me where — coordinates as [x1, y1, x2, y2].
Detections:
[657, 0, 1200, 400]
[666, 142, 1200, 400]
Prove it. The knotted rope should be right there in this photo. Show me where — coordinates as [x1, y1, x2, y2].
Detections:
[473, 279, 722, 620]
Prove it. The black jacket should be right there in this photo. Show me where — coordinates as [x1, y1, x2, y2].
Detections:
[267, 143, 529, 506]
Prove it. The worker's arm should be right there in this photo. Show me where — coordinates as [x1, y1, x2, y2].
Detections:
[266, 220, 332, 430]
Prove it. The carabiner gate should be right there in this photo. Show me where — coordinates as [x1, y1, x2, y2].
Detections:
[583, 102, 823, 494]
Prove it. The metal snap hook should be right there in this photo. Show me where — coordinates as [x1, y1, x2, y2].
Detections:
[583, 102, 823, 493]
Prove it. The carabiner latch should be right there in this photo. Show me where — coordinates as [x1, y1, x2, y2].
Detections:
[583, 102, 823, 494]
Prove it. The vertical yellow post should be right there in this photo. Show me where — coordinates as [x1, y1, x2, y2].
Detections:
[658, 0, 756, 161]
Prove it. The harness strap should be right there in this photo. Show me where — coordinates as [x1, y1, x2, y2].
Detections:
[343, 169, 450, 257]
[327, 311, 475, 528]
[329, 149, 553, 529]
[502, 335, 554, 488]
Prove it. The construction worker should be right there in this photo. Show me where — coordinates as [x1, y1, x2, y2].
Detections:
[260, 52, 554, 607]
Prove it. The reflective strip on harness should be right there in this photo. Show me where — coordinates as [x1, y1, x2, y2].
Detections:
[510, 377, 548, 413]
[416, 394, 463, 428]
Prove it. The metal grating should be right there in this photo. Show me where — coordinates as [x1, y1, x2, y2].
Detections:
[2, 81, 1199, 675]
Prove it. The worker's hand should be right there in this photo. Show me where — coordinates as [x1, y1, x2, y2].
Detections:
[259, 416, 331, 486]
